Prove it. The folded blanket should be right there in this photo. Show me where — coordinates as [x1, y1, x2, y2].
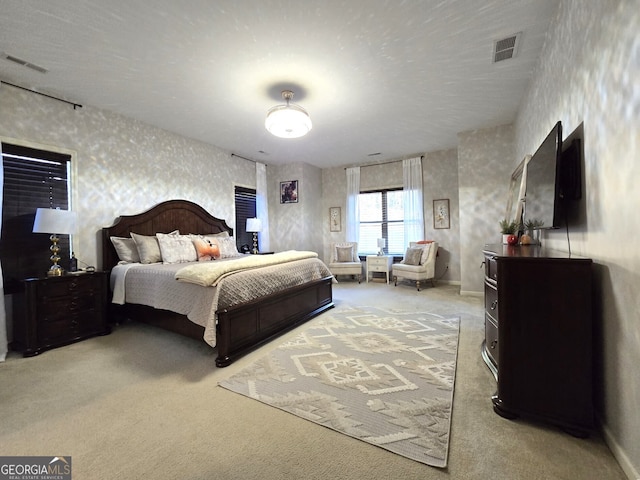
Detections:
[175, 250, 318, 287]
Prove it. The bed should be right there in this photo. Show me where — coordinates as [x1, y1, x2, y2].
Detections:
[102, 199, 334, 367]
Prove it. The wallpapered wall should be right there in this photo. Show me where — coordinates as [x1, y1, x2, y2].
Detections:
[267, 162, 323, 255]
[0, 87, 255, 270]
[513, 0, 639, 476]
[457, 124, 515, 294]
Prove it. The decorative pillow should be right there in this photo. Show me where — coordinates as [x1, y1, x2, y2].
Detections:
[211, 236, 241, 259]
[336, 246, 354, 262]
[131, 232, 163, 264]
[192, 237, 220, 261]
[410, 241, 432, 265]
[110, 236, 140, 263]
[403, 247, 423, 266]
[157, 233, 197, 264]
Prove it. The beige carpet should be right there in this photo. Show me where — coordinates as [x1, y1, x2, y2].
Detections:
[220, 305, 459, 467]
[0, 283, 628, 479]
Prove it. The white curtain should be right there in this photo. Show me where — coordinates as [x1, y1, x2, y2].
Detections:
[403, 157, 425, 246]
[255, 162, 270, 252]
[0, 144, 7, 361]
[345, 166, 360, 244]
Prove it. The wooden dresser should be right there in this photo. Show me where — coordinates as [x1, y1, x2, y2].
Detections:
[481, 244, 593, 436]
[13, 271, 110, 356]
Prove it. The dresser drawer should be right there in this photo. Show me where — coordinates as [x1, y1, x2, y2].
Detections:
[485, 314, 499, 366]
[484, 282, 498, 322]
[485, 255, 498, 282]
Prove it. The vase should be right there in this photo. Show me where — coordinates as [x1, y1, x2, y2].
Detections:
[502, 234, 510, 244]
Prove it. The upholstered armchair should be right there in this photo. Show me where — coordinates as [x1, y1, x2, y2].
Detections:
[327, 242, 362, 283]
[392, 241, 438, 291]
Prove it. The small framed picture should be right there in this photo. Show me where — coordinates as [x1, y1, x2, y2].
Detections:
[329, 207, 341, 232]
[280, 180, 298, 204]
[433, 199, 450, 229]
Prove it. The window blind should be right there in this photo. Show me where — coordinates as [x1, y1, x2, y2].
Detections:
[358, 188, 404, 255]
[1, 143, 71, 292]
[234, 186, 257, 251]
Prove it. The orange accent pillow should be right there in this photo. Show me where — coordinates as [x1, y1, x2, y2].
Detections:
[193, 238, 220, 261]
[416, 240, 434, 244]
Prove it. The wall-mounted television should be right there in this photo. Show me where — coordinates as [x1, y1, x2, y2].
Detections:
[523, 121, 563, 229]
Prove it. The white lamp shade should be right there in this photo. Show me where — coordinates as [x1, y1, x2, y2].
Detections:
[246, 217, 262, 233]
[377, 238, 386, 248]
[33, 208, 77, 234]
[265, 104, 312, 138]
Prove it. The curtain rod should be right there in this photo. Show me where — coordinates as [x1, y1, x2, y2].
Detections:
[344, 155, 424, 170]
[1, 80, 83, 110]
[231, 153, 261, 164]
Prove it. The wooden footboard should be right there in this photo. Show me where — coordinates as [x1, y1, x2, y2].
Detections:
[215, 276, 334, 367]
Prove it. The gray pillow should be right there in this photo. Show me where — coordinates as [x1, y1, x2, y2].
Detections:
[336, 246, 354, 262]
[131, 232, 163, 264]
[110, 236, 140, 263]
[403, 247, 423, 266]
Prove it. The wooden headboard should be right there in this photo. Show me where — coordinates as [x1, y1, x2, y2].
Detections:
[101, 199, 233, 271]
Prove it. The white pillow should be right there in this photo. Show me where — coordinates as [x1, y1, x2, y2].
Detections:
[110, 236, 140, 263]
[157, 233, 197, 264]
[211, 236, 241, 259]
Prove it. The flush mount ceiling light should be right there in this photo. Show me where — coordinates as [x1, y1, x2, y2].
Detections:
[265, 90, 312, 139]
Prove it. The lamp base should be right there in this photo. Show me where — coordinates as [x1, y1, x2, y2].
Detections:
[47, 264, 64, 276]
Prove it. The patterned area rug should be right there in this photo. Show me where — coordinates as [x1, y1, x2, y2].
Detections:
[219, 305, 460, 468]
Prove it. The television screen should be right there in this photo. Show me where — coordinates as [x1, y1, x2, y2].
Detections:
[523, 121, 563, 229]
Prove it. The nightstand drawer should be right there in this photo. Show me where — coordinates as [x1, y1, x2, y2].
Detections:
[368, 264, 389, 273]
[367, 257, 389, 268]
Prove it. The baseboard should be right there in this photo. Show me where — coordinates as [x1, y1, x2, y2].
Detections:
[435, 279, 460, 286]
[599, 416, 639, 480]
[460, 290, 483, 297]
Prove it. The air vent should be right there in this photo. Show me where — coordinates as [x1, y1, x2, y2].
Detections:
[2, 53, 48, 73]
[493, 33, 521, 63]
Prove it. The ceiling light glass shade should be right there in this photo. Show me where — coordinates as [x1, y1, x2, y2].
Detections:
[265, 90, 312, 139]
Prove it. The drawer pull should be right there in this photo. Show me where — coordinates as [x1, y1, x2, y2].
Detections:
[491, 300, 498, 310]
[490, 340, 498, 349]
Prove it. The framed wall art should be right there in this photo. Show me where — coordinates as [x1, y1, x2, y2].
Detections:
[329, 207, 341, 232]
[433, 198, 450, 229]
[280, 180, 298, 204]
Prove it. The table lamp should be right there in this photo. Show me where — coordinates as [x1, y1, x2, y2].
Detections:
[377, 238, 386, 256]
[33, 208, 78, 276]
[246, 217, 262, 254]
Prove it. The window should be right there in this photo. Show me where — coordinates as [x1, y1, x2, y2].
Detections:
[234, 186, 256, 251]
[358, 189, 404, 255]
[1, 143, 72, 293]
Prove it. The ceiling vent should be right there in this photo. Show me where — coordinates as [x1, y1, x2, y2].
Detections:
[493, 33, 521, 63]
[2, 53, 48, 73]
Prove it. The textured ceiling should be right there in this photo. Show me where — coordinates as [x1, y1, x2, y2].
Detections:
[0, 0, 558, 168]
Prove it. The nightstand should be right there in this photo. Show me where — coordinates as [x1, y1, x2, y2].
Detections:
[366, 255, 393, 284]
[12, 271, 110, 357]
